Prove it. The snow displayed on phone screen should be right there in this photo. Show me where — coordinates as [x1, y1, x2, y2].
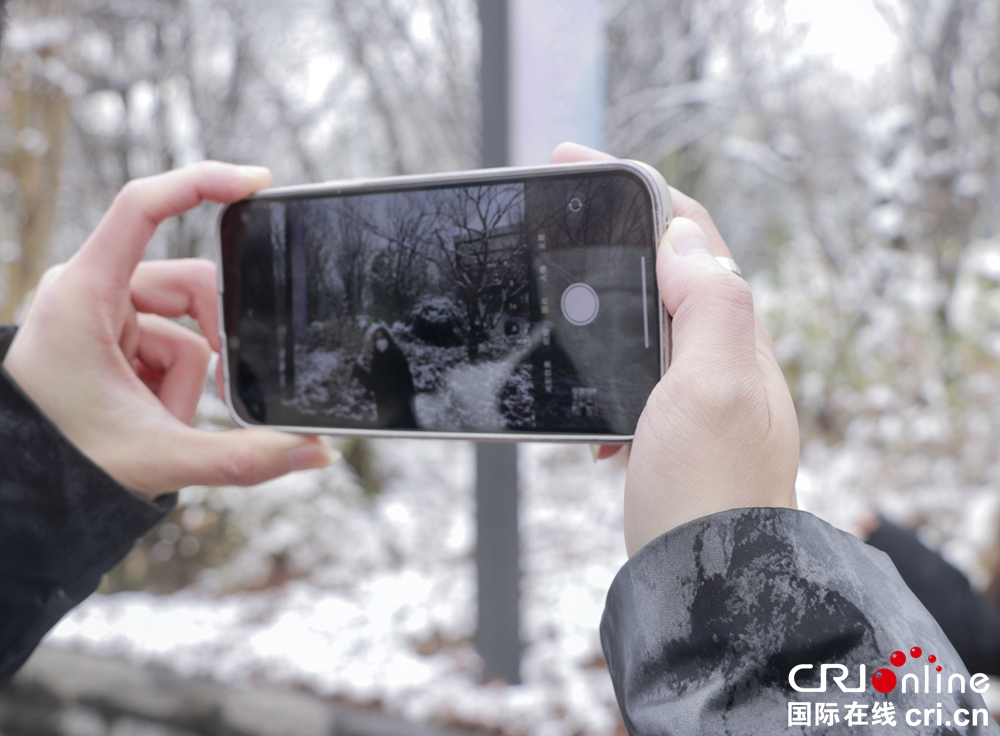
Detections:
[224, 172, 660, 435]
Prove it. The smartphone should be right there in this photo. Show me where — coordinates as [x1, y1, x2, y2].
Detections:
[218, 160, 671, 442]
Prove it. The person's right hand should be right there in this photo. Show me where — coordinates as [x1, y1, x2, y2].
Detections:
[624, 209, 800, 554]
[553, 143, 800, 557]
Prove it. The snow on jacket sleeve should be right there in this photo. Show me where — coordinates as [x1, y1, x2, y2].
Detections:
[0, 325, 175, 679]
[600, 507, 1000, 735]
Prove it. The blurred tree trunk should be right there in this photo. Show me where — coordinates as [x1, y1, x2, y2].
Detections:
[0, 47, 70, 322]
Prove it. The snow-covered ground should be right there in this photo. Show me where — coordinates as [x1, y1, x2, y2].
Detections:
[43, 395, 1000, 735]
[293, 327, 536, 431]
[46, 391, 631, 735]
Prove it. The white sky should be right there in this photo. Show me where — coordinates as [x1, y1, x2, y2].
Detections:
[784, 0, 897, 79]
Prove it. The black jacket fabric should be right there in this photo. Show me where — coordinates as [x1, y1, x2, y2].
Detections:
[352, 342, 417, 429]
[601, 508, 1000, 734]
[868, 517, 1000, 677]
[0, 325, 175, 679]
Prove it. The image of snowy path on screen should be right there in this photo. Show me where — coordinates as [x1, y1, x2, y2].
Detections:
[235, 174, 660, 434]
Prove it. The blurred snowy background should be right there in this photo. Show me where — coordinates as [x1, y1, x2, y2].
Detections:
[5, 0, 1000, 733]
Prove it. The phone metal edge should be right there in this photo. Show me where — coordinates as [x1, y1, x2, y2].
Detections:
[218, 159, 673, 443]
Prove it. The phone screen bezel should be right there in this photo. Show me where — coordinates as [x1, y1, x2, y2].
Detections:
[218, 159, 672, 442]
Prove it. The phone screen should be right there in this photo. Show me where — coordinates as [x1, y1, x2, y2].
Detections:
[221, 170, 661, 436]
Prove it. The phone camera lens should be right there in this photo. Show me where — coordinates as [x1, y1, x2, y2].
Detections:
[567, 197, 583, 213]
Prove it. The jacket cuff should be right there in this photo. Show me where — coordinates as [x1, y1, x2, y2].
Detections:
[0, 325, 16, 360]
[600, 507, 991, 735]
[0, 363, 176, 585]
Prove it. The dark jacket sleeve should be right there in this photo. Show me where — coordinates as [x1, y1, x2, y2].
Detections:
[352, 362, 373, 392]
[0, 325, 176, 679]
[867, 517, 1000, 677]
[601, 507, 1000, 735]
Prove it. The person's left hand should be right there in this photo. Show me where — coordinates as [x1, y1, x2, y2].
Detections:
[2, 162, 338, 500]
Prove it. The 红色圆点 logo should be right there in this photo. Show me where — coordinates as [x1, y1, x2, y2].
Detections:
[786, 645, 992, 728]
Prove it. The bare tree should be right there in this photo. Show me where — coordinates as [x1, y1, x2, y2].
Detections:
[328, 0, 478, 176]
[606, 0, 741, 194]
[421, 185, 526, 362]
[330, 202, 375, 320]
[367, 197, 432, 322]
[871, 0, 1000, 293]
[0, 0, 479, 318]
[0, 19, 71, 321]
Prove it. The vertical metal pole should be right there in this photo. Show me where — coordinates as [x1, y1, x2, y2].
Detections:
[476, 0, 521, 685]
[479, 0, 509, 170]
[475, 443, 520, 683]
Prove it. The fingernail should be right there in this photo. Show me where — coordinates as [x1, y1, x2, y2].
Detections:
[288, 440, 341, 471]
[238, 165, 271, 179]
[667, 217, 713, 256]
[590, 444, 601, 463]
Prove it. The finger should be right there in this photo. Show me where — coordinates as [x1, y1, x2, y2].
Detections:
[591, 444, 624, 461]
[550, 141, 617, 164]
[142, 429, 340, 494]
[134, 314, 212, 424]
[657, 218, 757, 376]
[666, 187, 732, 258]
[132, 358, 164, 395]
[74, 161, 271, 289]
[119, 303, 141, 361]
[131, 259, 221, 351]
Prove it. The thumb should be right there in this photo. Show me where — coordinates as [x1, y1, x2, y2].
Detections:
[131, 428, 340, 497]
[74, 162, 272, 292]
[657, 217, 757, 377]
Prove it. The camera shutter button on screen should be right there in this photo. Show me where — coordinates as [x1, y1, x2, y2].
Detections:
[561, 283, 600, 326]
